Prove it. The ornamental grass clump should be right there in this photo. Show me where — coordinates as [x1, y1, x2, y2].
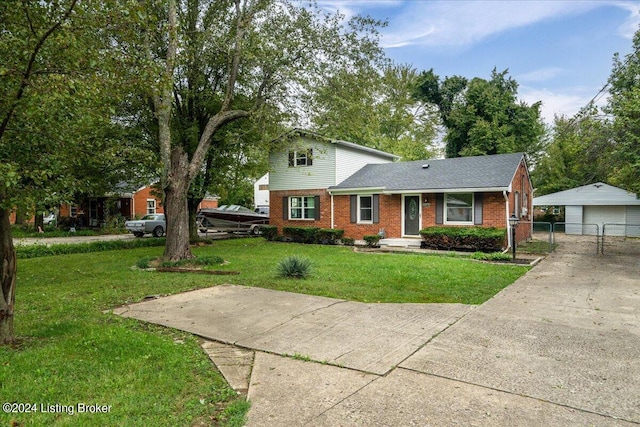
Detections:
[277, 255, 312, 279]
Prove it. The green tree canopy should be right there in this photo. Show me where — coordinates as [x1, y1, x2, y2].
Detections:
[309, 64, 440, 160]
[531, 109, 613, 196]
[415, 68, 545, 160]
[606, 29, 640, 194]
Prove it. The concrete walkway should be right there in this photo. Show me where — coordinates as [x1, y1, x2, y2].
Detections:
[113, 246, 640, 426]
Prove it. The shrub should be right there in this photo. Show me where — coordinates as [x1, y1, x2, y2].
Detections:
[363, 235, 381, 248]
[317, 229, 344, 245]
[260, 226, 278, 241]
[282, 227, 320, 244]
[277, 256, 312, 279]
[341, 237, 355, 246]
[16, 238, 167, 259]
[419, 227, 506, 252]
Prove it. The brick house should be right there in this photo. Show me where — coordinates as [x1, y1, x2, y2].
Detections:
[269, 130, 533, 246]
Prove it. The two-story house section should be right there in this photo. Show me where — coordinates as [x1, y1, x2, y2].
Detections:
[268, 129, 400, 232]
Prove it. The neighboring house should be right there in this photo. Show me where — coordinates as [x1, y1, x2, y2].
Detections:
[254, 173, 270, 211]
[269, 130, 533, 245]
[58, 183, 166, 227]
[533, 182, 640, 236]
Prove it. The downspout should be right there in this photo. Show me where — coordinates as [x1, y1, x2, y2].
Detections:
[329, 191, 335, 229]
[503, 190, 511, 248]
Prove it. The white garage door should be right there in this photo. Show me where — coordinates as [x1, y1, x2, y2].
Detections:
[584, 206, 626, 236]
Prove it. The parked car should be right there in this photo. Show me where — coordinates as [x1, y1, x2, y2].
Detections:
[124, 214, 166, 237]
[43, 212, 56, 225]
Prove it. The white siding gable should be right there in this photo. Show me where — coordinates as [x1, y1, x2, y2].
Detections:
[269, 137, 337, 191]
[254, 173, 270, 207]
[269, 134, 398, 191]
[335, 144, 395, 184]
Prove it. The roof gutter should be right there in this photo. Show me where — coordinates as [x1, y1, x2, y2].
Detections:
[382, 187, 509, 195]
[327, 187, 386, 195]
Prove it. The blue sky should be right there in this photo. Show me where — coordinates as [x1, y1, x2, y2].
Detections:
[317, 0, 640, 124]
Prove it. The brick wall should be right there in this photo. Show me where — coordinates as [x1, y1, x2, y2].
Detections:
[269, 189, 332, 231]
[133, 186, 164, 217]
[333, 194, 402, 239]
[507, 159, 533, 243]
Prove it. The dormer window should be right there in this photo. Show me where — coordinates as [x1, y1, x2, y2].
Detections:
[288, 149, 313, 167]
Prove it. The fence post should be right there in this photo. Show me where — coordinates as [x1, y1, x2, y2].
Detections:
[601, 224, 605, 255]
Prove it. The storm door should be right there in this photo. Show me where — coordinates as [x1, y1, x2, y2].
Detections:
[404, 195, 420, 236]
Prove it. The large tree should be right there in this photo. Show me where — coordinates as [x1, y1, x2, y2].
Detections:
[532, 109, 614, 195]
[134, 0, 388, 260]
[415, 68, 545, 160]
[606, 28, 640, 194]
[309, 63, 440, 160]
[0, 1, 142, 344]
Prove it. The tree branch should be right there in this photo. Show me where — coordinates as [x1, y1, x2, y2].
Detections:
[0, 0, 78, 142]
[188, 109, 250, 181]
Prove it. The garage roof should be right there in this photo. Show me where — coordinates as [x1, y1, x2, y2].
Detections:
[533, 182, 640, 206]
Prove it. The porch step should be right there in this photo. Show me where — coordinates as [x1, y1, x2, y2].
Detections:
[379, 238, 422, 249]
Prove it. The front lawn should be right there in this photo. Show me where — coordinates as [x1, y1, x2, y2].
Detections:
[187, 238, 530, 304]
[1, 238, 529, 426]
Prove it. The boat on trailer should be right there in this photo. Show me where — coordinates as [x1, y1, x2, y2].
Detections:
[196, 205, 269, 234]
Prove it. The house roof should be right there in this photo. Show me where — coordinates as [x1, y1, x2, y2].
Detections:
[533, 182, 640, 206]
[278, 128, 400, 161]
[329, 152, 526, 194]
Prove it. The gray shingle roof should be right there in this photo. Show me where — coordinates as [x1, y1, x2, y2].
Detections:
[329, 153, 525, 193]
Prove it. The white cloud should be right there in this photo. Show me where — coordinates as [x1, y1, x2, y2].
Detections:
[613, 1, 640, 38]
[378, 1, 606, 49]
[517, 68, 565, 83]
[316, 0, 403, 22]
[519, 86, 608, 124]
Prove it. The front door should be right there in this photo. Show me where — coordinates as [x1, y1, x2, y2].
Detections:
[404, 195, 420, 236]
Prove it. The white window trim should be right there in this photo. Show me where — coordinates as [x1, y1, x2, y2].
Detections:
[147, 199, 157, 215]
[289, 149, 313, 167]
[289, 196, 315, 220]
[444, 193, 474, 225]
[358, 195, 373, 224]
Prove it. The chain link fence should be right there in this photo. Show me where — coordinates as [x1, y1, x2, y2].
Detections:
[531, 222, 640, 256]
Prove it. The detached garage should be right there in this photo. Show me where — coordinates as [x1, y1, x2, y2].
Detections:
[533, 182, 640, 237]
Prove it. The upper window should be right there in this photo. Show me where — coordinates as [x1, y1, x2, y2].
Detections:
[445, 193, 473, 224]
[147, 199, 156, 215]
[289, 196, 316, 220]
[288, 149, 313, 167]
[359, 195, 373, 223]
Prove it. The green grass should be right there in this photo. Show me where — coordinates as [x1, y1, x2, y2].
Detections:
[175, 238, 529, 304]
[1, 238, 529, 426]
[1, 247, 245, 427]
[517, 238, 557, 254]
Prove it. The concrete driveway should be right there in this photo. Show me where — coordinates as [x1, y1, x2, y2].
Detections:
[113, 241, 640, 426]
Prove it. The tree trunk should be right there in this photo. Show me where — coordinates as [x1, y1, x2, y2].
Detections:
[163, 147, 194, 261]
[187, 197, 201, 242]
[0, 206, 16, 345]
[14, 207, 25, 225]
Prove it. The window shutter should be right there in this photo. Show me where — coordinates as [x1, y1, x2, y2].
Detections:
[373, 194, 380, 224]
[282, 197, 288, 220]
[350, 195, 357, 223]
[307, 149, 313, 166]
[288, 152, 294, 167]
[314, 196, 320, 220]
[474, 193, 483, 225]
[435, 193, 444, 225]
